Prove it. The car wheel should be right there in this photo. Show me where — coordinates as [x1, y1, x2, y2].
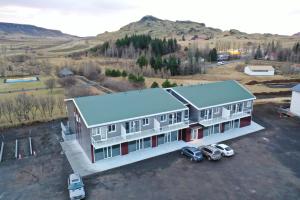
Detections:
[208, 156, 211, 161]
[221, 153, 225, 156]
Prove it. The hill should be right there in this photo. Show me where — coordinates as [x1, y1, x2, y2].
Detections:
[97, 15, 222, 40]
[96, 15, 298, 49]
[0, 22, 76, 38]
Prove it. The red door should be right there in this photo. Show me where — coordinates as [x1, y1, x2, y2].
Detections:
[240, 116, 251, 127]
[185, 128, 191, 142]
[152, 136, 157, 147]
[220, 123, 225, 133]
[198, 128, 203, 139]
[121, 142, 128, 155]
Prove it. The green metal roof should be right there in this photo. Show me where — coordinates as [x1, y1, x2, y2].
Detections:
[173, 80, 255, 109]
[74, 88, 187, 127]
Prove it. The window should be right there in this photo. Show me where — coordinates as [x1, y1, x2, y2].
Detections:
[246, 101, 252, 108]
[176, 112, 182, 123]
[184, 110, 189, 119]
[112, 144, 120, 157]
[160, 115, 167, 122]
[142, 118, 149, 126]
[143, 137, 151, 148]
[108, 124, 116, 133]
[237, 103, 243, 112]
[125, 120, 140, 133]
[213, 107, 220, 114]
[169, 114, 173, 124]
[200, 110, 206, 119]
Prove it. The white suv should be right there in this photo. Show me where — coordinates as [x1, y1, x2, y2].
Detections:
[68, 173, 85, 200]
[211, 144, 234, 157]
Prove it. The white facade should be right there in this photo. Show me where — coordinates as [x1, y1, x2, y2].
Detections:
[290, 91, 300, 117]
[244, 66, 275, 76]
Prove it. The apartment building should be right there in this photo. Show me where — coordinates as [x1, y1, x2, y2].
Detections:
[63, 80, 256, 163]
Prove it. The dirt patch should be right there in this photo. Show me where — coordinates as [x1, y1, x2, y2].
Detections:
[254, 91, 292, 99]
[246, 79, 300, 85]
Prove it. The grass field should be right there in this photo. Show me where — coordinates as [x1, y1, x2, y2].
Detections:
[0, 75, 57, 93]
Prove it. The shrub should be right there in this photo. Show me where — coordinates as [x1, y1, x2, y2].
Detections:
[128, 73, 145, 84]
[105, 68, 122, 77]
[161, 79, 177, 88]
[150, 81, 159, 88]
[121, 70, 127, 77]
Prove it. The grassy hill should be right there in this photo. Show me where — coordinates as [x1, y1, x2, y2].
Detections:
[96, 15, 299, 48]
[0, 22, 76, 38]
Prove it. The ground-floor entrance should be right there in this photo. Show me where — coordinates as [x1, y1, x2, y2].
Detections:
[93, 130, 179, 162]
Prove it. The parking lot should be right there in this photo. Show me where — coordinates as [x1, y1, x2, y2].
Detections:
[0, 103, 300, 200]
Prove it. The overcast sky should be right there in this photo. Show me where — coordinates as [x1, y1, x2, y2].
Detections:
[0, 0, 299, 37]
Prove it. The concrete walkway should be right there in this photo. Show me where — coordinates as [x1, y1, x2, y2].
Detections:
[61, 121, 264, 176]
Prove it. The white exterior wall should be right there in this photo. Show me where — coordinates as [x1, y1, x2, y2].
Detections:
[244, 66, 274, 76]
[290, 91, 300, 116]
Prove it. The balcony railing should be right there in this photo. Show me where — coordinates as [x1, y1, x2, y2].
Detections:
[91, 121, 189, 149]
[199, 110, 251, 127]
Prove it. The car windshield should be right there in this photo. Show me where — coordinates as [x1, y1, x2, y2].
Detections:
[195, 152, 202, 156]
[69, 179, 84, 190]
[225, 147, 231, 151]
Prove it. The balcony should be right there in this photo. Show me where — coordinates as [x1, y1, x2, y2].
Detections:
[91, 121, 189, 149]
[199, 110, 252, 127]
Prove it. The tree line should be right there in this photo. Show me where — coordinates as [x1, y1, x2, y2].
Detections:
[89, 34, 179, 59]
[254, 41, 300, 63]
[0, 93, 65, 126]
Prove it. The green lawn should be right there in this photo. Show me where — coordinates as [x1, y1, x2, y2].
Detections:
[0, 76, 54, 93]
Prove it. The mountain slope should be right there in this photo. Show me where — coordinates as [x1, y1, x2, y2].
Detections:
[0, 22, 76, 38]
[97, 15, 222, 40]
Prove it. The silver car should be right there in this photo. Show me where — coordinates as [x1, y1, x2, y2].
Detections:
[68, 173, 85, 200]
[201, 146, 222, 161]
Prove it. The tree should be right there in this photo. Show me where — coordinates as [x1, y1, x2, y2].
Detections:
[57, 96, 65, 115]
[182, 35, 185, 41]
[136, 55, 148, 68]
[58, 77, 76, 88]
[1, 98, 14, 123]
[121, 70, 127, 77]
[45, 95, 56, 117]
[254, 45, 263, 59]
[167, 55, 181, 76]
[150, 81, 159, 88]
[208, 48, 218, 62]
[161, 79, 177, 88]
[45, 78, 56, 93]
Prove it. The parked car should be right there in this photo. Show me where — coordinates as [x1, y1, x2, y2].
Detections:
[211, 144, 234, 157]
[201, 146, 222, 161]
[181, 146, 204, 162]
[68, 173, 85, 200]
[217, 61, 225, 65]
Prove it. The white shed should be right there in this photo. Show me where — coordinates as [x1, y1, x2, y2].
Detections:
[290, 84, 300, 117]
[244, 65, 275, 76]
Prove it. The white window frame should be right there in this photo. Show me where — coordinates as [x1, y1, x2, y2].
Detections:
[142, 118, 149, 126]
[213, 107, 220, 114]
[184, 110, 189, 120]
[160, 115, 167, 122]
[246, 100, 252, 107]
[107, 124, 116, 133]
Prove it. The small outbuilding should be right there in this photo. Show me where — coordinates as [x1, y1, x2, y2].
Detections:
[58, 68, 74, 78]
[244, 65, 275, 76]
[290, 84, 300, 117]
